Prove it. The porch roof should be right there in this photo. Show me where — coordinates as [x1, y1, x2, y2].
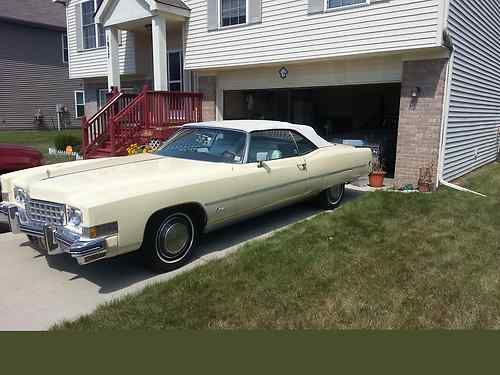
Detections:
[95, 0, 190, 26]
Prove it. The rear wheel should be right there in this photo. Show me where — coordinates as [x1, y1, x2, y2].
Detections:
[318, 184, 345, 209]
[141, 211, 198, 273]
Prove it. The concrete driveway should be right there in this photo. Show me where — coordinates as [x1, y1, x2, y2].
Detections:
[0, 189, 362, 330]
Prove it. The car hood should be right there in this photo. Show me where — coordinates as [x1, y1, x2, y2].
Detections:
[4, 153, 233, 208]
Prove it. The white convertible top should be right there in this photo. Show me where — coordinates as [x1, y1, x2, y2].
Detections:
[184, 120, 332, 148]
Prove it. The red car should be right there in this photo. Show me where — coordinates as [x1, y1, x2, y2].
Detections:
[0, 144, 43, 178]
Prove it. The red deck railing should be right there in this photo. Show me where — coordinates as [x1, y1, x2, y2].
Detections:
[81, 85, 203, 158]
[81, 88, 137, 158]
[109, 86, 203, 155]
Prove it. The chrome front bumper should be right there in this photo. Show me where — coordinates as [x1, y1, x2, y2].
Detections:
[0, 202, 108, 265]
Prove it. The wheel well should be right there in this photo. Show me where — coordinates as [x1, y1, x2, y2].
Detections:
[144, 202, 207, 239]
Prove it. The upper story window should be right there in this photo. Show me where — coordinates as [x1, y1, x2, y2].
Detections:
[220, 0, 247, 27]
[61, 33, 68, 63]
[81, 0, 105, 49]
[326, 0, 369, 10]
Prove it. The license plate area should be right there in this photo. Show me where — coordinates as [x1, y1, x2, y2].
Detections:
[43, 226, 60, 255]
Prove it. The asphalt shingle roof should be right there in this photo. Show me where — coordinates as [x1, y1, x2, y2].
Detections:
[0, 0, 67, 29]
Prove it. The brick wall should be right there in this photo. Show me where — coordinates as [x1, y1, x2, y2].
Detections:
[198, 76, 216, 121]
[394, 59, 448, 188]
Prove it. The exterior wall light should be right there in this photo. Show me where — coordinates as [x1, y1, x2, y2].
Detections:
[411, 87, 421, 98]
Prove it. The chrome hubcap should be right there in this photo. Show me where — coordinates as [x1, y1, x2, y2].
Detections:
[156, 214, 194, 263]
[327, 185, 344, 205]
[163, 222, 189, 255]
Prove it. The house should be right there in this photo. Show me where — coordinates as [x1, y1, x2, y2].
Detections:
[62, 0, 500, 186]
[0, 0, 82, 130]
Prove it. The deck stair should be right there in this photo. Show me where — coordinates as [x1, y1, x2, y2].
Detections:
[81, 86, 203, 159]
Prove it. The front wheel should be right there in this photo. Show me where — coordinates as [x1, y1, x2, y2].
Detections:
[141, 211, 198, 273]
[318, 184, 345, 209]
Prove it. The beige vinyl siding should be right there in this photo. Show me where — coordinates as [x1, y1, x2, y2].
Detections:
[67, 0, 136, 79]
[442, 0, 500, 180]
[184, 0, 443, 70]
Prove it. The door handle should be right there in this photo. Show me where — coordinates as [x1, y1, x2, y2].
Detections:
[297, 162, 307, 171]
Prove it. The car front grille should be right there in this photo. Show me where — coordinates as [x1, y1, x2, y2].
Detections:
[26, 198, 66, 226]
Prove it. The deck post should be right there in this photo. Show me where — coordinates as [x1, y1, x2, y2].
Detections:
[81, 116, 88, 158]
[143, 85, 150, 130]
[151, 15, 169, 91]
[106, 28, 121, 91]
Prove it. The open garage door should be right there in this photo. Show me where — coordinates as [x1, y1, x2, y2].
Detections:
[223, 83, 401, 177]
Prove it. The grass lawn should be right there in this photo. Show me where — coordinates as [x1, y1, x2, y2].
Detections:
[0, 129, 82, 159]
[55, 163, 500, 330]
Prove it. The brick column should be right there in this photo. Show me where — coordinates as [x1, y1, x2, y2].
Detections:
[394, 59, 448, 188]
[198, 76, 216, 121]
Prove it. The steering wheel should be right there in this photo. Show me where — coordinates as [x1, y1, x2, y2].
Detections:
[222, 150, 236, 160]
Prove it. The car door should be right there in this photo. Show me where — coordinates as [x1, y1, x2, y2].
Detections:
[231, 130, 310, 218]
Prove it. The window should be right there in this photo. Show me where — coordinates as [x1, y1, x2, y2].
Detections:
[220, 0, 246, 27]
[248, 130, 299, 163]
[61, 33, 68, 63]
[156, 128, 247, 164]
[74, 91, 85, 118]
[326, 0, 369, 10]
[168, 51, 183, 91]
[291, 131, 317, 155]
[81, 0, 105, 49]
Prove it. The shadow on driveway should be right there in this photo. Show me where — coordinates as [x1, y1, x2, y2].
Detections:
[12, 189, 363, 294]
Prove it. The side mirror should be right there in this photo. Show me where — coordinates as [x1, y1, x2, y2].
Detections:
[257, 160, 271, 172]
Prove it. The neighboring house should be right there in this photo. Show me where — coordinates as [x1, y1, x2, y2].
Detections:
[63, 0, 500, 185]
[0, 0, 82, 131]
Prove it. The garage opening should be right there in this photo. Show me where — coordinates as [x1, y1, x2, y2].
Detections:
[223, 83, 401, 177]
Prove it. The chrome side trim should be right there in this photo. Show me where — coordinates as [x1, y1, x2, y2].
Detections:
[8, 206, 20, 234]
[205, 164, 367, 207]
[0, 202, 9, 225]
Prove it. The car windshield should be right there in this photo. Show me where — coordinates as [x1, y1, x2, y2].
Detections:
[155, 127, 247, 163]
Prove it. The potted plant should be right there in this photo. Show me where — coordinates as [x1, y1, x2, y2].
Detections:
[417, 166, 433, 193]
[368, 156, 386, 188]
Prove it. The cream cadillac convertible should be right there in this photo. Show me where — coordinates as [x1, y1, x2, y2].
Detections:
[0, 121, 371, 273]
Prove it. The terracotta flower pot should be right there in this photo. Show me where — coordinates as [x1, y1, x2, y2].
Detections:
[418, 183, 431, 193]
[369, 171, 386, 188]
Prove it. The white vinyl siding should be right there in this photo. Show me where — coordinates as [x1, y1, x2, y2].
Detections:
[442, 0, 500, 180]
[67, 0, 136, 79]
[184, 0, 443, 70]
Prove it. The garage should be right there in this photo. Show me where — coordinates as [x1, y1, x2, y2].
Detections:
[223, 83, 401, 177]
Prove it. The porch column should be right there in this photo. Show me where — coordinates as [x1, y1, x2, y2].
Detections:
[106, 28, 121, 91]
[151, 15, 169, 91]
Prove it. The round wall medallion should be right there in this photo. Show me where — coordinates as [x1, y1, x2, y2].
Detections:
[278, 66, 288, 80]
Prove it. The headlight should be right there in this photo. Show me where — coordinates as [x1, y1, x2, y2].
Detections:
[13, 187, 26, 206]
[66, 206, 83, 233]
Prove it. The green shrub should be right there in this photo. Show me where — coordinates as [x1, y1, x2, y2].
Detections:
[54, 133, 82, 151]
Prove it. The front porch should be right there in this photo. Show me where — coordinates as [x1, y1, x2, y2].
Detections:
[81, 0, 202, 159]
[97, 0, 191, 92]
